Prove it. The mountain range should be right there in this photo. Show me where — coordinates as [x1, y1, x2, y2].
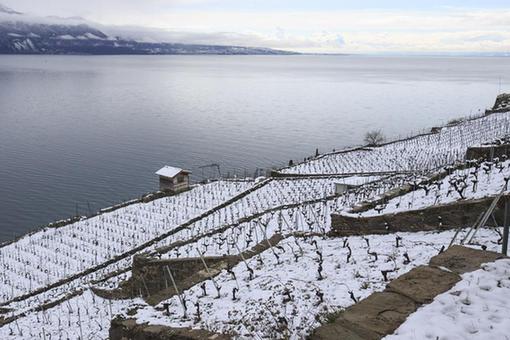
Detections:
[0, 4, 296, 55]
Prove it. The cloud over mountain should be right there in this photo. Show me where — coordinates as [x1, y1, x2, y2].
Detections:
[0, 3, 295, 54]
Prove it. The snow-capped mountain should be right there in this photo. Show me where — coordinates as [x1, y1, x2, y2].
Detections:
[0, 4, 294, 55]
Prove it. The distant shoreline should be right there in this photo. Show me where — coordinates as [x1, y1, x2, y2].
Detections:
[1, 52, 508, 57]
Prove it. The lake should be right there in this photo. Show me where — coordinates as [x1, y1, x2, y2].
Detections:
[0, 55, 508, 241]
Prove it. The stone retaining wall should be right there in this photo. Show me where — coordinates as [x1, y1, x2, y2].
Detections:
[466, 144, 510, 160]
[330, 195, 506, 237]
[107, 234, 285, 338]
[310, 246, 506, 340]
[97, 234, 284, 306]
[130, 254, 237, 298]
[110, 317, 230, 340]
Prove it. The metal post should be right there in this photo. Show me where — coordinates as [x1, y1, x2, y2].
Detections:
[257, 224, 280, 264]
[196, 249, 222, 298]
[503, 198, 509, 255]
[78, 307, 83, 340]
[164, 265, 187, 318]
[465, 189, 504, 244]
[233, 241, 250, 269]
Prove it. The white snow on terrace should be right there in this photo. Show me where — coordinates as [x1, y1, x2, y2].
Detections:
[1, 184, 334, 322]
[150, 176, 423, 263]
[128, 229, 502, 340]
[3, 107, 510, 339]
[0, 228, 501, 340]
[0, 171, 503, 339]
[96, 270, 132, 291]
[0, 288, 143, 340]
[150, 175, 395, 253]
[0, 174, 389, 313]
[0, 175, 407, 339]
[160, 200, 332, 259]
[3, 253, 135, 319]
[351, 159, 510, 217]
[0, 180, 253, 303]
[156, 165, 189, 178]
[334, 175, 378, 186]
[0, 174, 388, 309]
[385, 258, 510, 340]
[281, 111, 510, 175]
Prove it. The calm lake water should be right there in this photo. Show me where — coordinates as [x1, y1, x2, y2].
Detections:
[0, 55, 508, 241]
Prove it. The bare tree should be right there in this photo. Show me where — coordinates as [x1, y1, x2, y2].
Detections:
[364, 130, 385, 146]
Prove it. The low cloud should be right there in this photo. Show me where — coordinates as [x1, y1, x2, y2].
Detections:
[101, 26, 350, 52]
[105, 8, 510, 53]
[1, 2, 510, 53]
[465, 34, 507, 42]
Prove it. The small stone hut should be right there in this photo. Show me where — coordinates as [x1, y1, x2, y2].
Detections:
[156, 166, 191, 193]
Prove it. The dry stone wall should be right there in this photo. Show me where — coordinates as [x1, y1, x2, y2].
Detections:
[466, 144, 510, 160]
[110, 317, 231, 340]
[330, 195, 506, 237]
[310, 246, 506, 340]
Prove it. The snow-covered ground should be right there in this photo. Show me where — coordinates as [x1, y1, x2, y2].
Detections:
[0, 171, 475, 339]
[158, 200, 331, 259]
[0, 180, 253, 303]
[1, 173, 401, 326]
[124, 228, 502, 340]
[385, 258, 510, 340]
[0, 288, 142, 340]
[149, 175, 418, 260]
[148, 175, 397, 253]
[0, 175, 390, 312]
[1, 228, 501, 340]
[281, 111, 510, 175]
[2, 254, 135, 321]
[2, 112, 510, 339]
[155, 175, 410, 260]
[347, 159, 510, 217]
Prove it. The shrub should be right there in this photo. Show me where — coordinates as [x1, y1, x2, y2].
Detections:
[364, 130, 385, 146]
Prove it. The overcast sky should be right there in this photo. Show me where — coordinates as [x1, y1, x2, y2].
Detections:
[2, 0, 510, 53]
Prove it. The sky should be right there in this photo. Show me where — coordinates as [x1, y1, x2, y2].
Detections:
[2, 0, 510, 53]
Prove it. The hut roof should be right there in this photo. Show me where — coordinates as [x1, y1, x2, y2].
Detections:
[156, 166, 191, 178]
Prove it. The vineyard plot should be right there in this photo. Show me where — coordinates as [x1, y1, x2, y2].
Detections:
[281, 111, 510, 175]
[0, 180, 253, 303]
